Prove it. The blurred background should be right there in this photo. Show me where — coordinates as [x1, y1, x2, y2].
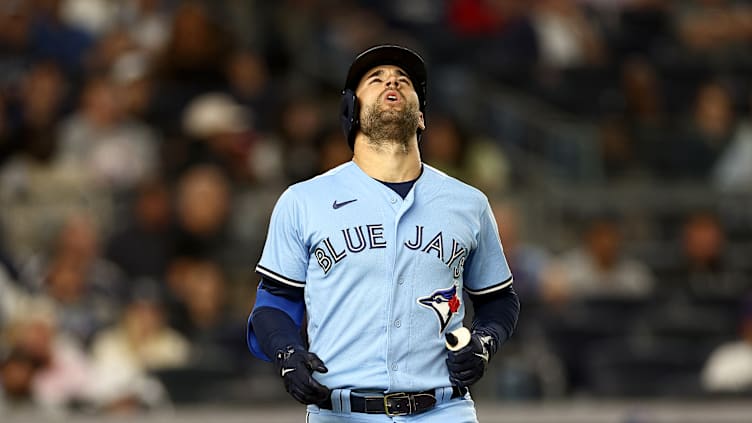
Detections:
[1, 0, 752, 421]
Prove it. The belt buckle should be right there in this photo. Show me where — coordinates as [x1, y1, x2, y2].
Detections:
[383, 392, 412, 416]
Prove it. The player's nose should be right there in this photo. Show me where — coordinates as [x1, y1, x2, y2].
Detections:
[385, 74, 400, 88]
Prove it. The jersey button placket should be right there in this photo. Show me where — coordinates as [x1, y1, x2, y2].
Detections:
[394, 319, 401, 328]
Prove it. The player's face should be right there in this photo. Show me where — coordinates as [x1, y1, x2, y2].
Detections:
[355, 65, 425, 145]
[355, 65, 422, 123]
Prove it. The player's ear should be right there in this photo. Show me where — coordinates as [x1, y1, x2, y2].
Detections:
[418, 111, 426, 131]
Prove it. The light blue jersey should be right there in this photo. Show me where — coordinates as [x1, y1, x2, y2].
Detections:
[255, 161, 513, 393]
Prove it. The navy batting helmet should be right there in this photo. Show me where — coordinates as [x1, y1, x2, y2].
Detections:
[340, 44, 428, 149]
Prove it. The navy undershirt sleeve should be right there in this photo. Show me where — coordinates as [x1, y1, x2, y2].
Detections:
[468, 285, 520, 359]
[250, 278, 306, 359]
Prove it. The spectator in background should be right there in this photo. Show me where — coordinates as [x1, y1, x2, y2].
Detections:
[702, 296, 752, 393]
[662, 211, 749, 301]
[155, 1, 233, 85]
[5, 61, 68, 166]
[88, 282, 184, 411]
[619, 56, 670, 177]
[169, 259, 245, 370]
[541, 215, 654, 304]
[1, 59, 66, 163]
[2, 303, 97, 413]
[531, 0, 607, 69]
[667, 81, 736, 180]
[225, 48, 277, 133]
[149, 1, 234, 130]
[20, 212, 127, 345]
[171, 164, 232, 261]
[56, 74, 160, 193]
[179, 92, 279, 185]
[106, 178, 173, 281]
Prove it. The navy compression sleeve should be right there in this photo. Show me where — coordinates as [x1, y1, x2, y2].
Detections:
[250, 278, 306, 359]
[468, 285, 520, 358]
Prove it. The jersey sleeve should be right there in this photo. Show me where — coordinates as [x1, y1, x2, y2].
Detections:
[255, 187, 308, 287]
[463, 198, 513, 295]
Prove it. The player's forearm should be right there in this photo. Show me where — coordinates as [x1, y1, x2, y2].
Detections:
[248, 279, 307, 359]
[251, 306, 306, 359]
[469, 285, 520, 358]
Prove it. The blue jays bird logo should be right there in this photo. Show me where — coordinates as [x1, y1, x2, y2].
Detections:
[417, 284, 461, 334]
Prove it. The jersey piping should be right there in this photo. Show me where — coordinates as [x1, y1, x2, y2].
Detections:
[256, 264, 306, 288]
[464, 276, 514, 296]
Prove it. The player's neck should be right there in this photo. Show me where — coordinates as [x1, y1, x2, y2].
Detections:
[352, 137, 422, 182]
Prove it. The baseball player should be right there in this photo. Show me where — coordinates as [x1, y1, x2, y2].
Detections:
[247, 44, 520, 422]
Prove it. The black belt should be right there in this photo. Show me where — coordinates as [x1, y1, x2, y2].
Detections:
[319, 386, 465, 416]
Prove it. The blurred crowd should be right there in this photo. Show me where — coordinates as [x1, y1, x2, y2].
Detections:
[1, 0, 752, 416]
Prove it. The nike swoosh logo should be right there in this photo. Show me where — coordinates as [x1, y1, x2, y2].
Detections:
[475, 335, 493, 362]
[474, 352, 489, 363]
[281, 368, 296, 377]
[332, 199, 357, 209]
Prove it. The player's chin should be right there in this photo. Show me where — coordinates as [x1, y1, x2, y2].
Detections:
[377, 109, 405, 121]
[379, 102, 405, 112]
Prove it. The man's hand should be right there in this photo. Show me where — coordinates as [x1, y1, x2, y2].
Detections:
[445, 331, 493, 389]
[275, 345, 330, 404]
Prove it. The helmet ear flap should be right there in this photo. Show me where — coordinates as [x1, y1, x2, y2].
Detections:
[340, 89, 359, 150]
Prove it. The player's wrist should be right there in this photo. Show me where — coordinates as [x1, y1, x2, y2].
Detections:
[275, 344, 306, 364]
[470, 329, 498, 362]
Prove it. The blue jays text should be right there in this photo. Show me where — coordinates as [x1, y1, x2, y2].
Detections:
[313, 224, 468, 277]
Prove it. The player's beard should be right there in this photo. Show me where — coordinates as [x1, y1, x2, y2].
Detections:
[360, 96, 420, 151]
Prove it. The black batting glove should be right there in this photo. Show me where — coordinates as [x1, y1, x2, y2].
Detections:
[445, 332, 494, 389]
[275, 345, 330, 405]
